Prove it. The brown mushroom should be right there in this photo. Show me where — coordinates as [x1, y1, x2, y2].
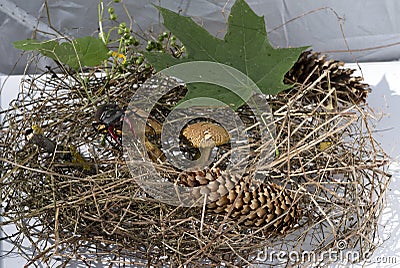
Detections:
[182, 122, 230, 168]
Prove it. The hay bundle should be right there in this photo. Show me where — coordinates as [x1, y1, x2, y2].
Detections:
[0, 51, 390, 267]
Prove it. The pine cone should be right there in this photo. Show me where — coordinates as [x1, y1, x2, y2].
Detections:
[179, 168, 301, 234]
[285, 51, 370, 104]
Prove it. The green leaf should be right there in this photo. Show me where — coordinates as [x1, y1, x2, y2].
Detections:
[13, 37, 109, 70]
[144, 51, 182, 71]
[146, 0, 308, 109]
[13, 39, 58, 59]
[224, 0, 307, 95]
[180, 83, 247, 109]
[71, 36, 110, 68]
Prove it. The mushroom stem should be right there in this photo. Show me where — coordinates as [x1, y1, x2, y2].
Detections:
[195, 134, 215, 169]
[197, 146, 212, 168]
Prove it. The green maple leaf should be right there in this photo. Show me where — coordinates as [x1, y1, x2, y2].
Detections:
[13, 36, 109, 70]
[145, 0, 308, 109]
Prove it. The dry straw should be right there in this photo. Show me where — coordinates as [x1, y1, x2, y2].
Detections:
[0, 51, 391, 267]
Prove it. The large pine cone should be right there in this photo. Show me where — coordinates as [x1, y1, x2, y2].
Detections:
[178, 168, 301, 234]
[285, 50, 370, 104]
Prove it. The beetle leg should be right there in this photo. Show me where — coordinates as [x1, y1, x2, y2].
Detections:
[107, 126, 122, 146]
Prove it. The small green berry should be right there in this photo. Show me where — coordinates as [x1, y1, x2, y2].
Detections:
[144, 63, 151, 69]
[170, 40, 176, 47]
[119, 22, 126, 29]
[128, 36, 136, 43]
[170, 35, 176, 41]
[113, 0, 120, 3]
[110, 13, 117, 20]
[133, 39, 139, 46]
[156, 42, 163, 50]
[117, 28, 124, 35]
[135, 56, 144, 65]
[162, 31, 169, 38]
[108, 7, 115, 14]
[158, 35, 165, 42]
[123, 33, 130, 40]
[146, 40, 156, 51]
[107, 50, 114, 57]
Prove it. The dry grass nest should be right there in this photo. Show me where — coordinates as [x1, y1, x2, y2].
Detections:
[0, 51, 391, 267]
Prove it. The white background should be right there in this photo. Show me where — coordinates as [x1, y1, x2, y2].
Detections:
[2, 0, 400, 75]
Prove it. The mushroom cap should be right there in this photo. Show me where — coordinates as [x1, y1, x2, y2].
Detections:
[182, 122, 230, 148]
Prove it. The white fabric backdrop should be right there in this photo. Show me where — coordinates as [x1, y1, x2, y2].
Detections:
[1, 0, 400, 74]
